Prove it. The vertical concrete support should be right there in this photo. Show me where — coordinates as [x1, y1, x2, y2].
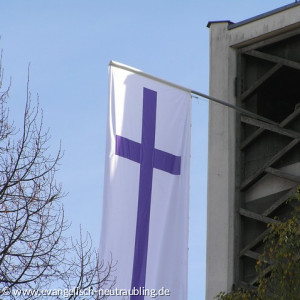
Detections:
[206, 22, 236, 300]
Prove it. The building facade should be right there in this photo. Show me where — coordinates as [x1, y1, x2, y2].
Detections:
[206, 3, 300, 299]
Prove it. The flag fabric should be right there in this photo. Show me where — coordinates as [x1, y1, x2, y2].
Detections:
[100, 62, 191, 299]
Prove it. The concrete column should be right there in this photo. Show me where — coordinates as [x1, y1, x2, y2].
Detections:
[206, 22, 236, 300]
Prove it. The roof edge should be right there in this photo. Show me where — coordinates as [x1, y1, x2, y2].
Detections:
[228, 2, 300, 30]
[207, 20, 233, 28]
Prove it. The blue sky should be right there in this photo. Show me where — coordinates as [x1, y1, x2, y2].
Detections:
[0, 0, 293, 298]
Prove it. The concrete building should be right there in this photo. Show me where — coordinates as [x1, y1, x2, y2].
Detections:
[206, 3, 300, 299]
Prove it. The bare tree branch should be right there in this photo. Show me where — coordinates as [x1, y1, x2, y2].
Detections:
[0, 55, 114, 299]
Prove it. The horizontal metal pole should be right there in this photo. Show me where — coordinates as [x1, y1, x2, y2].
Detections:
[110, 60, 278, 126]
[109, 60, 191, 93]
[190, 89, 277, 126]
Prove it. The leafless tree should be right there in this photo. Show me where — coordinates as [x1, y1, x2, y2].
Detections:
[0, 56, 115, 299]
[58, 228, 116, 300]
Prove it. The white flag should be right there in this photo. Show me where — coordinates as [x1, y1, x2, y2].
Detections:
[100, 62, 191, 299]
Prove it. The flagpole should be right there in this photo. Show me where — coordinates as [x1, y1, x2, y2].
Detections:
[109, 60, 279, 127]
[109, 60, 191, 93]
[189, 89, 278, 126]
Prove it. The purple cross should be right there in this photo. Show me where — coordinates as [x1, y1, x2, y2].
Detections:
[115, 87, 181, 299]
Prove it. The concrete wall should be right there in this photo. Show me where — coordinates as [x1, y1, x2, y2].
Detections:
[206, 22, 236, 300]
